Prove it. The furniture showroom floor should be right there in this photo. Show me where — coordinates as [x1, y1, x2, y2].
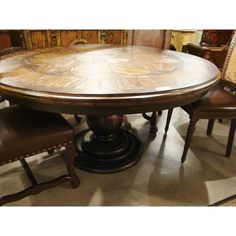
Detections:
[1, 101, 235, 206]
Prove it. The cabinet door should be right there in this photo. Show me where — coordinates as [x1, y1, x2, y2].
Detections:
[60, 30, 80, 46]
[81, 30, 99, 44]
[23, 30, 50, 49]
[99, 30, 126, 44]
[0, 31, 11, 50]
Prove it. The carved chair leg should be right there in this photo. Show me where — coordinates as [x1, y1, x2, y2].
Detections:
[225, 119, 236, 158]
[65, 143, 80, 188]
[181, 114, 199, 163]
[165, 108, 173, 133]
[207, 119, 215, 135]
[142, 112, 158, 137]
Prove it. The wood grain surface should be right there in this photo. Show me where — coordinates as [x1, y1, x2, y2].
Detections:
[0, 45, 220, 115]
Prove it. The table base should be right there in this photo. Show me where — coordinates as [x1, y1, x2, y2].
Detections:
[75, 129, 142, 173]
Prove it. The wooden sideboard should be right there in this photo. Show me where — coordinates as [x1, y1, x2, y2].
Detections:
[0, 30, 128, 50]
[0, 30, 173, 51]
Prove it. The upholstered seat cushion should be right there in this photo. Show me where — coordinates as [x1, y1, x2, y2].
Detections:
[191, 86, 236, 112]
[0, 106, 74, 165]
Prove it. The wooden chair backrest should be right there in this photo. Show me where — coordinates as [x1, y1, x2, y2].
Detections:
[201, 30, 233, 47]
[127, 30, 171, 49]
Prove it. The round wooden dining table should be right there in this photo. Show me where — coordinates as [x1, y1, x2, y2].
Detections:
[0, 45, 220, 173]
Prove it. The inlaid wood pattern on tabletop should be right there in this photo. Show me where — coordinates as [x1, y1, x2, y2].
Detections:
[0, 45, 220, 115]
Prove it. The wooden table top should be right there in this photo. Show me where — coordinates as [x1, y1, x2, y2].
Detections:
[0, 45, 220, 115]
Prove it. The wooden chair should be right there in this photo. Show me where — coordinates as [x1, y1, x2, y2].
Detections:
[165, 31, 236, 163]
[0, 106, 80, 205]
[187, 30, 233, 71]
[0, 48, 80, 205]
[127, 30, 171, 137]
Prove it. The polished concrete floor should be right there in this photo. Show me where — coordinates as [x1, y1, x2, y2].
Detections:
[0, 101, 236, 206]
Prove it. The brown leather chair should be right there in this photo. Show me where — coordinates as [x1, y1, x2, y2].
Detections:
[187, 30, 233, 71]
[165, 31, 236, 163]
[0, 47, 79, 205]
[0, 105, 80, 205]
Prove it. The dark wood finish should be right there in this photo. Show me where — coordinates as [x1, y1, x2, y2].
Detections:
[180, 113, 199, 163]
[20, 159, 38, 186]
[201, 30, 233, 46]
[165, 31, 236, 162]
[226, 119, 236, 157]
[187, 30, 233, 71]
[0, 31, 11, 50]
[19, 30, 127, 49]
[206, 119, 215, 135]
[128, 30, 172, 136]
[165, 108, 173, 133]
[0, 45, 220, 173]
[142, 112, 158, 138]
[0, 46, 219, 115]
[0, 175, 73, 206]
[0, 133, 80, 206]
[75, 115, 142, 173]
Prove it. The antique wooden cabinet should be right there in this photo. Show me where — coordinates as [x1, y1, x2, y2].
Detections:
[21, 30, 127, 49]
[0, 30, 173, 51]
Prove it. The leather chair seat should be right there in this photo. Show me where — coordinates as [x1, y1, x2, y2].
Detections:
[192, 86, 236, 112]
[0, 106, 74, 165]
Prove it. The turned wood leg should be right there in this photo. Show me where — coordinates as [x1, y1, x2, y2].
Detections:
[181, 114, 199, 163]
[65, 143, 80, 188]
[142, 112, 158, 137]
[150, 112, 157, 137]
[225, 119, 236, 158]
[165, 108, 173, 133]
[207, 119, 215, 135]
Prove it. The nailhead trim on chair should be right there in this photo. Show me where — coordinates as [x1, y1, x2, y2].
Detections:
[0, 140, 73, 166]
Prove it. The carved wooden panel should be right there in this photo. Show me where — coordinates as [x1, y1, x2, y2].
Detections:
[20, 30, 126, 49]
[100, 30, 124, 44]
[30, 31, 48, 48]
[60, 30, 81, 46]
[81, 30, 99, 44]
